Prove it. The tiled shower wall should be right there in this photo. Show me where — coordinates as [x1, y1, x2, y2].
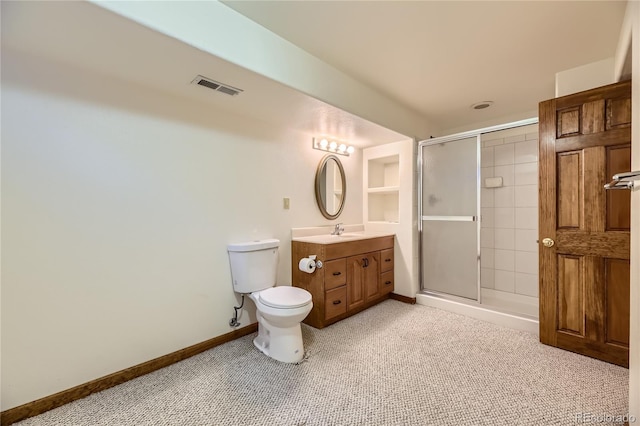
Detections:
[480, 125, 539, 309]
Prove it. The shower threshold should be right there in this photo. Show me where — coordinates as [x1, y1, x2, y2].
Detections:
[416, 291, 539, 335]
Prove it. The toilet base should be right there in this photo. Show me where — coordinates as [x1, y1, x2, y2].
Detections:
[254, 315, 305, 363]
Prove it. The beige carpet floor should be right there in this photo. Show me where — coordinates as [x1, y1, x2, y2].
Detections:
[15, 300, 629, 425]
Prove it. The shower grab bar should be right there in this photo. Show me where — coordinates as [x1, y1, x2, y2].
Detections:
[422, 215, 477, 222]
[604, 170, 640, 190]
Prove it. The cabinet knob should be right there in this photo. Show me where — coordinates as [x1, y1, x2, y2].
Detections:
[385, 281, 392, 285]
[332, 271, 342, 276]
[385, 258, 391, 262]
[362, 258, 369, 267]
[333, 300, 342, 305]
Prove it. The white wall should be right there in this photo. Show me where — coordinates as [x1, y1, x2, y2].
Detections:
[555, 57, 616, 97]
[0, 49, 364, 410]
[363, 140, 415, 298]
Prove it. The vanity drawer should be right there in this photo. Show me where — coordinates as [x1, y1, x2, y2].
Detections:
[325, 286, 347, 320]
[381, 248, 394, 273]
[380, 270, 394, 295]
[324, 259, 346, 290]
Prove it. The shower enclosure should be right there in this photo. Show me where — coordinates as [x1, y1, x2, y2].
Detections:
[418, 119, 539, 319]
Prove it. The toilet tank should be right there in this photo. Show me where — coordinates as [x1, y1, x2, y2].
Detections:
[227, 239, 279, 293]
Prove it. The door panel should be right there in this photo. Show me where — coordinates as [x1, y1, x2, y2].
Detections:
[421, 136, 479, 300]
[584, 256, 604, 342]
[606, 145, 632, 230]
[422, 136, 477, 216]
[539, 80, 631, 367]
[605, 258, 630, 347]
[606, 97, 631, 129]
[423, 221, 478, 300]
[557, 254, 583, 336]
[557, 107, 580, 137]
[584, 148, 607, 233]
[557, 152, 582, 229]
[582, 100, 605, 134]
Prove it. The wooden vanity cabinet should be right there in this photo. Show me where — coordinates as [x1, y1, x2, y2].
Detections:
[291, 235, 394, 329]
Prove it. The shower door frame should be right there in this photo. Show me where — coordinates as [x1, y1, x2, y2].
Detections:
[418, 118, 539, 303]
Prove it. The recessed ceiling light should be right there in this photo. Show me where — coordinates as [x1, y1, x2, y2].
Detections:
[470, 101, 494, 110]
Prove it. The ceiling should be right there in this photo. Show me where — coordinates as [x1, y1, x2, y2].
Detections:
[1, 1, 628, 147]
[1, 1, 407, 147]
[222, 0, 628, 132]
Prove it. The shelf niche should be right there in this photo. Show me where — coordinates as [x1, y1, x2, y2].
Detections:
[367, 154, 399, 223]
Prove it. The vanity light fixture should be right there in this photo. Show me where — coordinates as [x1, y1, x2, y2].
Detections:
[312, 137, 354, 156]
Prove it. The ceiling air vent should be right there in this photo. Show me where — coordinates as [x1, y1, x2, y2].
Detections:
[191, 75, 243, 96]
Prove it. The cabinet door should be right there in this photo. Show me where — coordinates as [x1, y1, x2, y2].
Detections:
[364, 252, 380, 301]
[346, 255, 365, 310]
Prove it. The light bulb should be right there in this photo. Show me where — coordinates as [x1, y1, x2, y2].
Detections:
[329, 141, 337, 150]
[338, 144, 347, 152]
[320, 138, 328, 148]
[347, 146, 355, 154]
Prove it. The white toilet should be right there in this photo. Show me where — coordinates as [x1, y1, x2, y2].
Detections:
[227, 239, 313, 363]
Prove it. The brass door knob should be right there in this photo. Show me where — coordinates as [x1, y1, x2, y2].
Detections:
[542, 238, 555, 248]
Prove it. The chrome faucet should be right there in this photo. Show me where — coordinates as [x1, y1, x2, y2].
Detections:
[331, 223, 345, 235]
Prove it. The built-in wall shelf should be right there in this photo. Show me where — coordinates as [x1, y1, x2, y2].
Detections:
[367, 186, 400, 194]
[367, 155, 400, 223]
[363, 140, 413, 299]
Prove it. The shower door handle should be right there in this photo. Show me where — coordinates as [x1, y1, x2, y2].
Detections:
[422, 215, 476, 222]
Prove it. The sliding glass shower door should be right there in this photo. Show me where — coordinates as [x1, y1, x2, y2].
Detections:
[420, 136, 480, 300]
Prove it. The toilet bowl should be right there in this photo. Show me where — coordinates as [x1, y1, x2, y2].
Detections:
[249, 286, 313, 363]
[227, 239, 313, 363]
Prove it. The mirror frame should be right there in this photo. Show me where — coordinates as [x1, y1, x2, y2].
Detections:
[315, 154, 346, 220]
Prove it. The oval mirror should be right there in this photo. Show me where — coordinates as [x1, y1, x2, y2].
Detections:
[315, 154, 346, 220]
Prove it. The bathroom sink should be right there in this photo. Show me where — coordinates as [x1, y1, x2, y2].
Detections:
[333, 233, 363, 239]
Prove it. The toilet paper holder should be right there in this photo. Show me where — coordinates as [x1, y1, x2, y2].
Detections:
[308, 255, 323, 269]
[298, 255, 323, 275]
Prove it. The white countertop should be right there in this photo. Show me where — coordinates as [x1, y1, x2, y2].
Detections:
[291, 232, 395, 244]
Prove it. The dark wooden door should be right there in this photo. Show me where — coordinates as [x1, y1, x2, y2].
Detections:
[539, 80, 631, 367]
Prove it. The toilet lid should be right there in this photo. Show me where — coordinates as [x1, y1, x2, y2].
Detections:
[258, 286, 312, 309]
